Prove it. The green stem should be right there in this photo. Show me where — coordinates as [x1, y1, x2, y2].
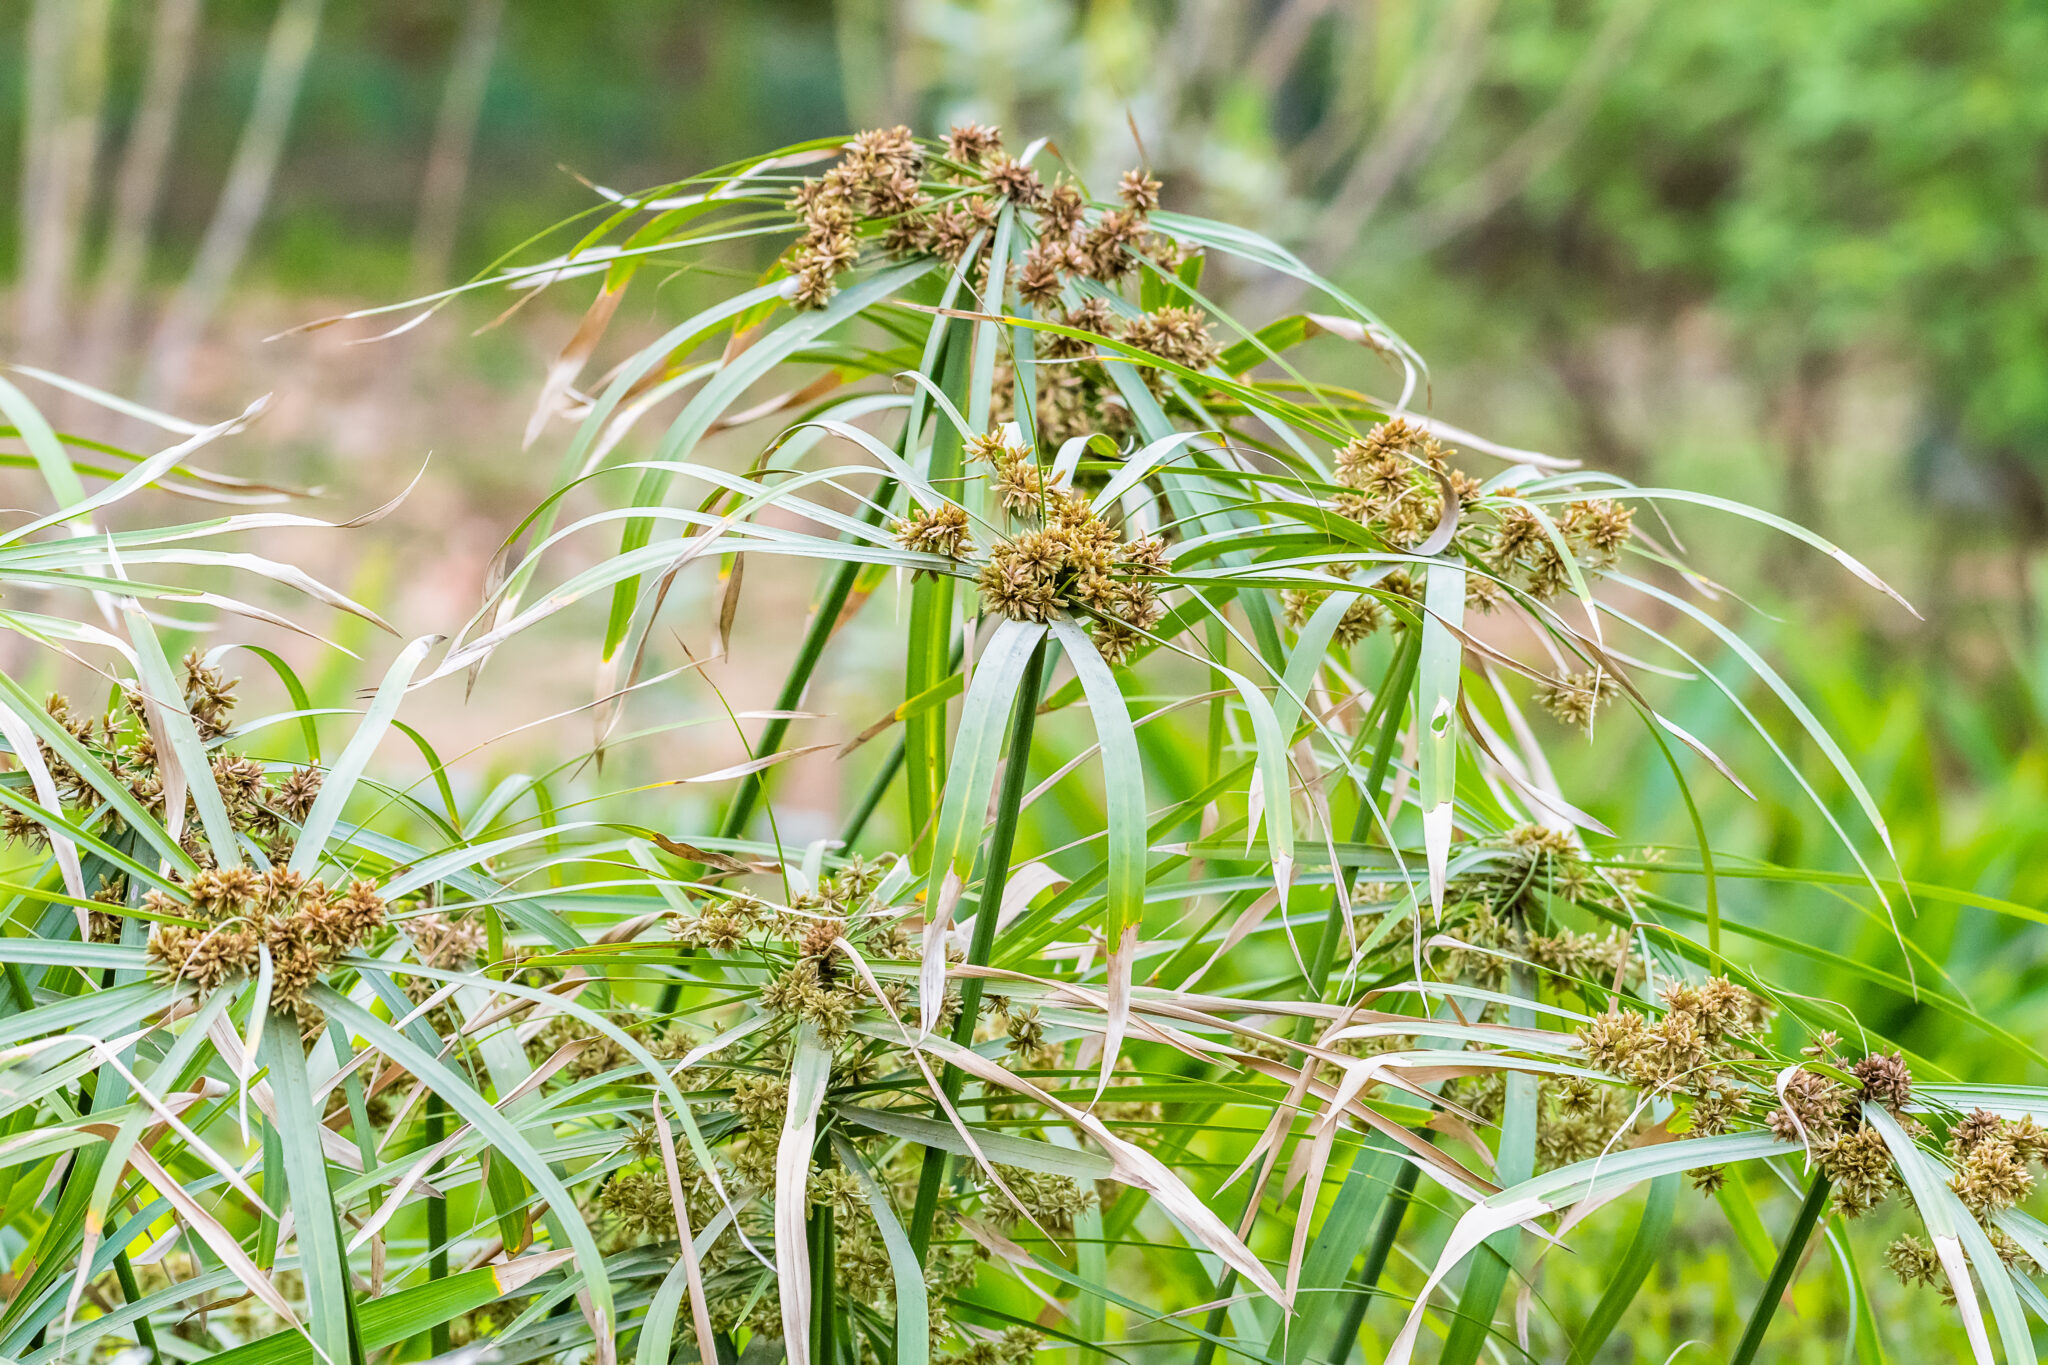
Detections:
[1327, 1158, 1425, 1363]
[1646, 717, 1721, 965]
[1730, 1172, 1832, 1365]
[1440, 957, 1537, 1365]
[811, 1197, 836, 1365]
[838, 735, 905, 849]
[718, 484, 898, 844]
[841, 637, 962, 850]
[1189, 1196, 1254, 1365]
[427, 1093, 450, 1357]
[112, 1250, 161, 1364]
[257, 1119, 285, 1268]
[651, 479, 905, 1018]
[3, 958, 31, 1011]
[1305, 633, 1418, 1004]
[909, 636, 1049, 1260]
[1197, 644, 1419, 1365]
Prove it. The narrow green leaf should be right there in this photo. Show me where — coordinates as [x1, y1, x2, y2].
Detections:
[835, 1136, 929, 1365]
[925, 619, 1047, 903]
[836, 1105, 1114, 1181]
[201, 1255, 572, 1365]
[1045, 620, 1145, 952]
[260, 1015, 355, 1365]
[1566, 1173, 1677, 1365]
[311, 988, 617, 1338]
[124, 598, 243, 865]
[289, 634, 441, 876]
[1417, 562, 1465, 916]
[0, 375, 87, 514]
[1276, 1135, 1402, 1365]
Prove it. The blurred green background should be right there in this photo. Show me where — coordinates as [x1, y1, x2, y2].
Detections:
[6, 4, 2048, 1353]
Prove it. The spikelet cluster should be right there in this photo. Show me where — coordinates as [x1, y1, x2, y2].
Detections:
[1537, 669, 1620, 730]
[783, 122, 1192, 344]
[785, 124, 1214, 448]
[1330, 418, 1477, 551]
[951, 436, 1170, 663]
[1946, 1108, 2048, 1216]
[977, 1165, 1096, 1237]
[785, 125, 927, 308]
[944, 1327, 1045, 1365]
[144, 866, 386, 1011]
[1316, 418, 1635, 610]
[1483, 496, 1634, 602]
[1432, 827, 1643, 997]
[1575, 979, 1770, 1096]
[1, 654, 322, 870]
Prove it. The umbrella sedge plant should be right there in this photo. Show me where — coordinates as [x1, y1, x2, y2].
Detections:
[3, 125, 2047, 1365]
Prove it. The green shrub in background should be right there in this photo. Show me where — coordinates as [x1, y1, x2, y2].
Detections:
[4, 124, 2046, 1365]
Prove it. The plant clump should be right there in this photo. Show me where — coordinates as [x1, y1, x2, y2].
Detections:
[570, 849, 1159, 1354]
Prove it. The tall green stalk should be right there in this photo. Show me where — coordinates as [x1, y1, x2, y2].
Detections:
[1327, 1159, 1425, 1362]
[902, 320, 974, 844]
[909, 636, 1050, 1259]
[1306, 631, 1418, 1001]
[1730, 1173, 1833, 1365]
[1199, 636, 1419, 1365]
[426, 1093, 451, 1357]
[716, 481, 896, 843]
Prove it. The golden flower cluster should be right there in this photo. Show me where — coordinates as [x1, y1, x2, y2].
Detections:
[1431, 827, 1643, 995]
[1576, 979, 1771, 1096]
[1536, 668, 1620, 730]
[1, 655, 323, 869]
[1316, 416, 1637, 614]
[957, 442, 1169, 663]
[144, 865, 386, 1012]
[1482, 496, 1634, 602]
[783, 122, 1190, 327]
[785, 125, 928, 308]
[1331, 418, 1476, 550]
[785, 124, 1219, 451]
[1122, 304, 1222, 390]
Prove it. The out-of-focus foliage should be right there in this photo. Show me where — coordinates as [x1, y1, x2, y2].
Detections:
[1447, 0, 2048, 522]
